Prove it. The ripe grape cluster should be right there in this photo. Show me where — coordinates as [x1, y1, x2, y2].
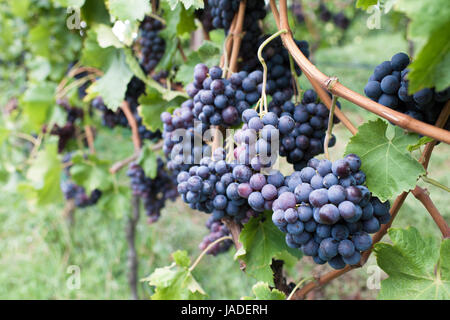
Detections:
[199, 216, 233, 255]
[138, 16, 166, 74]
[61, 153, 102, 208]
[235, 89, 337, 171]
[364, 52, 450, 126]
[292, 3, 350, 30]
[186, 64, 263, 127]
[127, 159, 178, 223]
[208, 0, 240, 30]
[272, 154, 391, 269]
[176, 149, 259, 223]
[49, 99, 85, 153]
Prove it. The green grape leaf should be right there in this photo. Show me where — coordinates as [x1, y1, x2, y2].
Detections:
[345, 119, 425, 202]
[237, 211, 303, 285]
[95, 24, 124, 48]
[70, 154, 112, 193]
[406, 24, 450, 93]
[24, 143, 62, 205]
[124, 48, 148, 82]
[374, 227, 450, 300]
[395, 0, 450, 92]
[407, 136, 434, 152]
[166, 0, 204, 10]
[81, 0, 110, 25]
[108, 0, 150, 22]
[138, 87, 185, 132]
[87, 50, 133, 111]
[175, 41, 221, 85]
[242, 282, 286, 300]
[81, 29, 116, 70]
[137, 143, 158, 178]
[52, 0, 86, 7]
[20, 81, 57, 130]
[172, 250, 191, 268]
[355, 0, 378, 10]
[143, 250, 206, 300]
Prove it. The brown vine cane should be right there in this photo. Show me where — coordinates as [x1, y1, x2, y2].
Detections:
[273, 0, 450, 144]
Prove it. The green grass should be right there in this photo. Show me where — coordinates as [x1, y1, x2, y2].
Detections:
[0, 28, 448, 300]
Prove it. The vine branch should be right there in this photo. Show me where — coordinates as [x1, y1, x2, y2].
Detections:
[411, 186, 450, 238]
[273, 0, 450, 144]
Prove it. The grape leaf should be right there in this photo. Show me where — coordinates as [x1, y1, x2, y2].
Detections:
[23, 143, 62, 205]
[87, 50, 133, 111]
[175, 41, 221, 85]
[374, 227, 450, 300]
[166, 0, 204, 10]
[345, 119, 425, 202]
[108, 0, 150, 22]
[242, 282, 286, 300]
[237, 211, 302, 285]
[81, 29, 116, 70]
[143, 250, 207, 300]
[355, 0, 378, 10]
[406, 24, 450, 92]
[20, 81, 57, 130]
[138, 87, 185, 132]
[70, 154, 112, 193]
[137, 143, 158, 178]
[95, 24, 124, 48]
[52, 0, 86, 7]
[395, 0, 450, 92]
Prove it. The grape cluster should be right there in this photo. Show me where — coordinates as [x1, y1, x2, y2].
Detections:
[235, 89, 337, 171]
[199, 216, 233, 255]
[127, 159, 178, 223]
[176, 149, 259, 223]
[186, 64, 263, 127]
[291, 2, 305, 24]
[61, 153, 102, 208]
[208, 0, 240, 30]
[138, 16, 166, 74]
[364, 52, 450, 126]
[160, 99, 210, 174]
[318, 3, 350, 30]
[49, 99, 85, 153]
[271, 154, 391, 269]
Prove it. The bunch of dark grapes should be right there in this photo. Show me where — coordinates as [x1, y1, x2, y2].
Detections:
[271, 154, 390, 269]
[127, 159, 178, 223]
[208, 0, 240, 30]
[199, 216, 233, 255]
[333, 12, 350, 30]
[176, 148, 260, 223]
[48, 99, 85, 153]
[236, 89, 337, 171]
[364, 52, 450, 127]
[238, 0, 266, 71]
[160, 99, 210, 174]
[186, 64, 263, 127]
[258, 36, 309, 96]
[195, 3, 214, 33]
[137, 16, 166, 74]
[61, 153, 102, 208]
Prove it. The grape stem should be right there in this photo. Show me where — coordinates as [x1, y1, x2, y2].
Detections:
[257, 29, 288, 115]
[323, 92, 338, 160]
[189, 236, 233, 272]
[288, 54, 302, 104]
[421, 176, 450, 193]
[287, 276, 314, 300]
[411, 186, 450, 238]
